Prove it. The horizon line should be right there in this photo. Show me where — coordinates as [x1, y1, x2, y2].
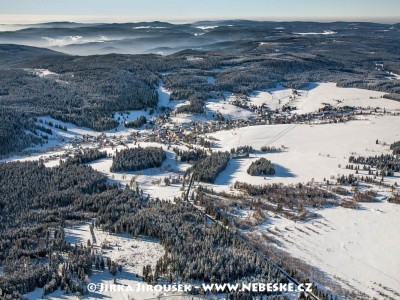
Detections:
[1, 14, 399, 25]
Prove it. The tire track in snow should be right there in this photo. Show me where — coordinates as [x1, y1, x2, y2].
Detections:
[241, 124, 298, 171]
[266, 124, 297, 146]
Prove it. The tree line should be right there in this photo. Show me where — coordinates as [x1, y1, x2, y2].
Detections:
[234, 181, 336, 210]
[65, 148, 108, 165]
[192, 152, 230, 183]
[348, 140, 400, 176]
[110, 146, 166, 172]
[173, 147, 208, 162]
[0, 160, 293, 298]
[125, 115, 147, 128]
[247, 158, 275, 176]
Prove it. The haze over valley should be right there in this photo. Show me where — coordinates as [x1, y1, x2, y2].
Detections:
[0, 15, 399, 300]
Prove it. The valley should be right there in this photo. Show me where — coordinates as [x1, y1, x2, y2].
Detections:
[0, 20, 399, 300]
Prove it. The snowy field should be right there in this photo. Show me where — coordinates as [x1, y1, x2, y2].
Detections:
[202, 92, 399, 297]
[210, 115, 400, 187]
[290, 83, 396, 114]
[4, 82, 400, 299]
[171, 112, 208, 124]
[87, 142, 190, 200]
[114, 110, 151, 129]
[249, 82, 398, 114]
[249, 83, 295, 111]
[25, 223, 186, 300]
[205, 99, 255, 120]
[172, 97, 255, 124]
[257, 200, 400, 299]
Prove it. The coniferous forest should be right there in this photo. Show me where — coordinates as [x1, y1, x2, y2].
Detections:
[0, 161, 287, 299]
[193, 152, 230, 183]
[348, 140, 400, 176]
[1, 21, 400, 157]
[65, 148, 108, 165]
[173, 147, 208, 162]
[124, 116, 147, 128]
[0, 19, 399, 300]
[247, 158, 276, 176]
[110, 146, 166, 172]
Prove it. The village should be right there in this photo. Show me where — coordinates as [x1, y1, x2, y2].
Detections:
[3, 81, 400, 300]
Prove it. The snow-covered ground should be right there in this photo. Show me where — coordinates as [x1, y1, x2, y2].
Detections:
[386, 71, 400, 80]
[291, 83, 395, 114]
[114, 110, 151, 130]
[249, 83, 294, 111]
[65, 223, 165, 279]
[195, 25, 219, 30]
[206, 108, 400, 297]
[157, 80, 171, 108]
[205, 99, 255, 120]
[5, 81, 400, 299]
[25, 68, 69, 84]
[207, 76, 215, 84]
[1, 149, 66, 167]
[36, 116, 104, 138]
[249, 82, 398, 114]
[171, 98, 255, 124]
[25, 223, 183, 300]
[295, 30, 337, 35]
[32, 68, 59, 78]
[210, 115, 400, 187]
[88, 142, 189, 200]
[258, 200, 400, 299]
[171, 113, 208, 124]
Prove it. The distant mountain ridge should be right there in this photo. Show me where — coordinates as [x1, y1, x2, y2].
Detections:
[0, 20, 398, 56]
[0, 44, 66, 67]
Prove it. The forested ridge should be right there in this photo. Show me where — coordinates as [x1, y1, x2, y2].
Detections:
[1, 24, 400, 156]
[0, 161, 291, 299]
[0, 161, 108, 298]
[0, 65, 157, 132]
[0, 107, 43, 155]
[0, 21, 398, 300]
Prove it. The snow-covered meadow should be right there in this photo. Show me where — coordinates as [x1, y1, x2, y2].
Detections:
[249, 82, 398, 114]
[87, 141, 190, 200]
[4, 81, 400, 299]
[25, 223, 184, 300]
[255, 200, 400, 299]
[209, 115, 400, 187]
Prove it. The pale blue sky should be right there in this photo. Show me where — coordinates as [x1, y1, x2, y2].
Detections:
[0, 0, 399, 23]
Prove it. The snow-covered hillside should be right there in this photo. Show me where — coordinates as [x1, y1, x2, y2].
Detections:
[5, 81, 400, 300]
[255, 200, 400, 299]
[25, 223, 185, 300]
[249, 82, 397, 114]
[210, 115, 400, 187]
